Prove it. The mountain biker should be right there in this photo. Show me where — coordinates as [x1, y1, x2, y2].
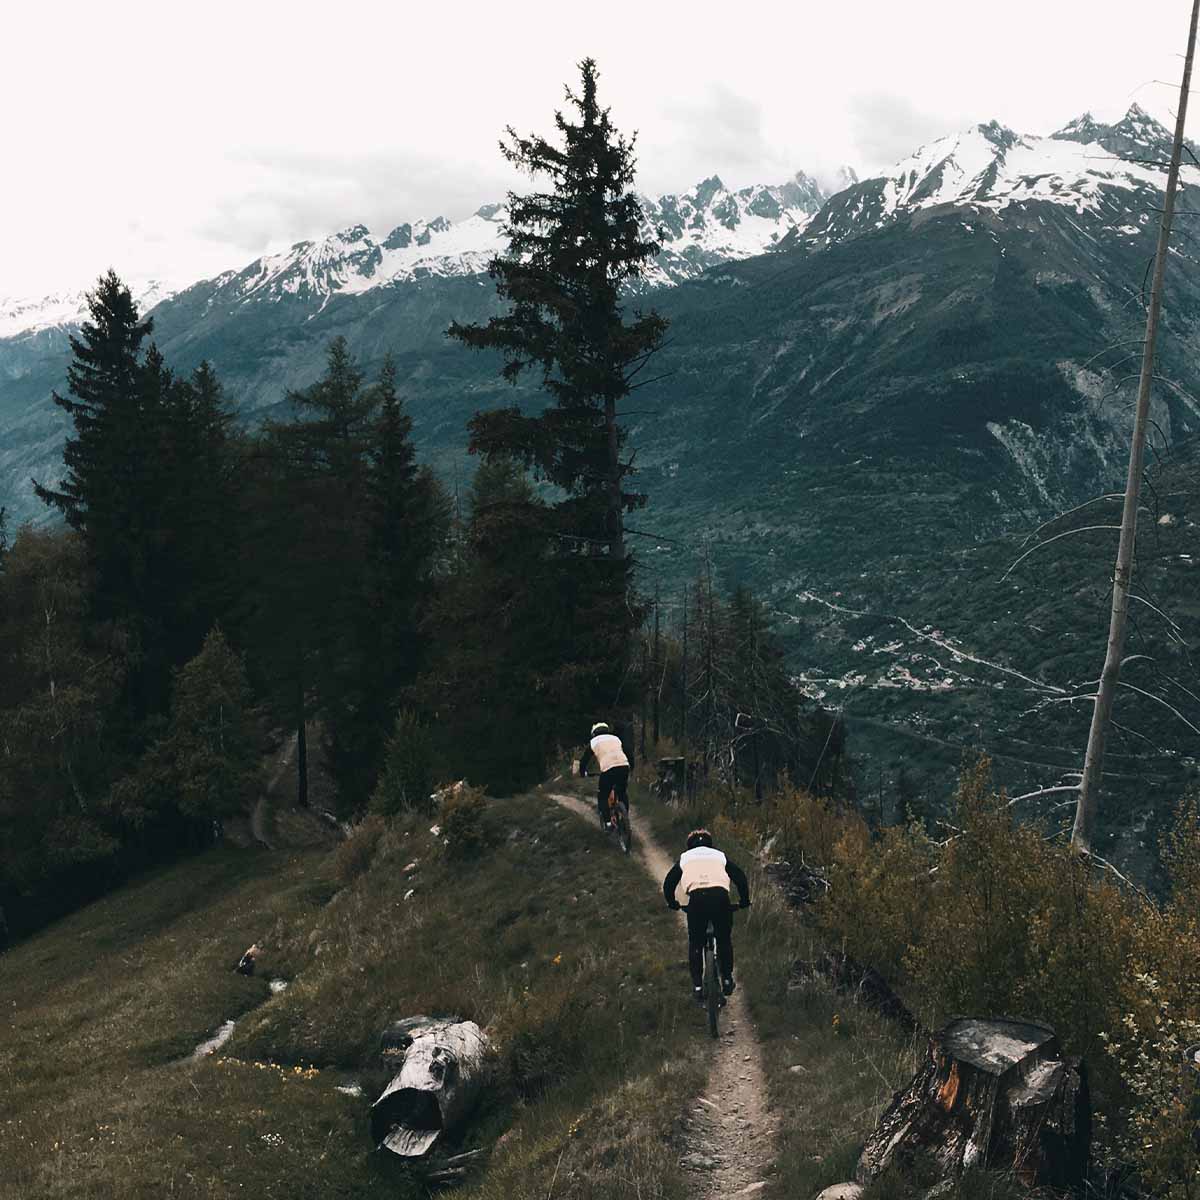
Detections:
[662, 829, 750, 1005]
[579, 721, 632, 831]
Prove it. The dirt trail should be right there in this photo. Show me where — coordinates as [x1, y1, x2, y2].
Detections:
[251, 732, 298, 849]
[547, 790, 775, 1197]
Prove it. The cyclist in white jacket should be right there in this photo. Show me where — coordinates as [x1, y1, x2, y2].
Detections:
[662, 829, 750, 1004]
[579, 721, 632, 830]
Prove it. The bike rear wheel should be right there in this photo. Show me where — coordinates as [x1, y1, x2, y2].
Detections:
[614, 801, 632, 855]
[704, 937, 720, 1038]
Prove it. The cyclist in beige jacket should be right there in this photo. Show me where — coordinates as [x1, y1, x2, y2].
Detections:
[579, 721, 632, 830]
[662, 829, 750, 1004]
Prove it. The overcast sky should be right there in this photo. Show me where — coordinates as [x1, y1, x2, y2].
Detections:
[4, 0, 1197, 296]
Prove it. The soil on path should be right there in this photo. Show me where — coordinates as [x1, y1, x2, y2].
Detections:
[251, 732, 298, 849]
[547, 789, 775, 1198]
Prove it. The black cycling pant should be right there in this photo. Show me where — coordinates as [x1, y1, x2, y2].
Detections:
[684, 887, 734, 988]
[596, 765, 630, 825]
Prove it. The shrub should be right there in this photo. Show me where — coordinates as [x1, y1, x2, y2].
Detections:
[1099, 973, 1200, 1199]
[332, 814, 386, 884]
[439, 784, 490, 859]
[370, 709, 436, 815]
[767, 785, 857, 869]
[500, 984, 592, 1099]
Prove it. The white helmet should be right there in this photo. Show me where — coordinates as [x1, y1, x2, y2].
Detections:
[591, 722, 611, 736]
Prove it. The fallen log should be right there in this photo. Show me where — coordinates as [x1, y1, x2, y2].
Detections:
[856, 1017, 1090, 1190]
[764, 859, 830, 906]
[370, 1016, 490, 1158]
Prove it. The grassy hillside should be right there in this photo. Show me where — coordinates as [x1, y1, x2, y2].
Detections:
[0, 792, 708, 1199]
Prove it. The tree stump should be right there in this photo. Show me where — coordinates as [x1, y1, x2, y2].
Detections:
[655, 757, 687, 802]
[370, 1016, 490, 1157]
[856, 1017, 1090, 1190]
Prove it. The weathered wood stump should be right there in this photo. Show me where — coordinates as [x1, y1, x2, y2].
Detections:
[856, 1017, 1089, 1190]
[370, 1016, 489, 1158]
[655, 757, 687, 800]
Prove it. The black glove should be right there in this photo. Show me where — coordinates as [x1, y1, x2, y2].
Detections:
[667, 900, 680, 911]
[739, 900, 751, 910]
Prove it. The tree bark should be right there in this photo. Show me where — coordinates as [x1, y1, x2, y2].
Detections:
[857, 1018, 1089, 1190]
[371, 1016, 490, 1157]
[652, 585, 661, 747]
[1073, 0, 1200, 852]
[296, 717, 308, 809]
[605, 394, 624, 562]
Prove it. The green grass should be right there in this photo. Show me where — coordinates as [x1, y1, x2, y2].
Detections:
[0, 791, 708, 1199]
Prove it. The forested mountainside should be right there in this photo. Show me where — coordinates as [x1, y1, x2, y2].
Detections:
[3, 104, 1198, 848]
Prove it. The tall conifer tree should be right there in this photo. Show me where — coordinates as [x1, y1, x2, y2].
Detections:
[33, 271, 155, 621]
[448, 57, 667, 721]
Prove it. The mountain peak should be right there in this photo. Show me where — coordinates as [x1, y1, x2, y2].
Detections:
[335, 224, 371, 244]
[694, 175, 727, 207]
[978, 119, 1018, 150]
[1053, 104, 1172, 156]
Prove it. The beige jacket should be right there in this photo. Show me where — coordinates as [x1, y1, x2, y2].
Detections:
[589, 733, 629, 772]
[673, 846, 730, 906]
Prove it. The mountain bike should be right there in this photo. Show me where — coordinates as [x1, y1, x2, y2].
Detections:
[606, 788, 632, 856]
[700, 922, 725, 1038]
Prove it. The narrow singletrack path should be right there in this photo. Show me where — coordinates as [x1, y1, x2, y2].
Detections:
[251, 732, 298, 849]
[547, 790, 775, 1197]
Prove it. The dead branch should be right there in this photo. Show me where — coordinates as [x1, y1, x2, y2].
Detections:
[1001, 526, 1123, 581]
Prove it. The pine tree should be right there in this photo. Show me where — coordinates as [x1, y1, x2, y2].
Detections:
[448, 57, 666, 556]
[0, 529, 126, 890]
[242, 337, 381, 807]
[33, 271, 155, 621]
[162, 627, 263, 824]
[447, 58, 667, 697]
[157, 361, 239, 663]
[325, 356, 449, 801]
[418, 457, 565, 791]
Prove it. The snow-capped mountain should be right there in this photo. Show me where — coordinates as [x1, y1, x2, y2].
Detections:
[1, 170, 837, 342]
[0, 280, 177, 341]
[182, 169, 839, 314]
[803, 104, 1197, 245]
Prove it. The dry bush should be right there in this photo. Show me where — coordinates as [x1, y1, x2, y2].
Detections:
[765, 785, 858, 869]
[331, 814, 387, 884]
[439, 783, 491, 859]
[792, 759, 1200, 1192]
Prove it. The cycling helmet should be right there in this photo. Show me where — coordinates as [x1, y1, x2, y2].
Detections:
[590, 722, 611, 736]
[686, 828, 714, 850]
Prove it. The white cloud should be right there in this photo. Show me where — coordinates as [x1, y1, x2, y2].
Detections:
[1, 0, 1194, 295]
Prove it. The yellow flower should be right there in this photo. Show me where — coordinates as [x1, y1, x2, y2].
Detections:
[552, 953, 563, 966]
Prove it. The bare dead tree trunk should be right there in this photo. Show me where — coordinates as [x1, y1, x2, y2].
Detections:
[681, 584, 689, 764]
[295, 673, 308, 809]
[652, 583, 661, 747]
[1073, 0, 1200, 853]
[639, 636, 648, 758]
